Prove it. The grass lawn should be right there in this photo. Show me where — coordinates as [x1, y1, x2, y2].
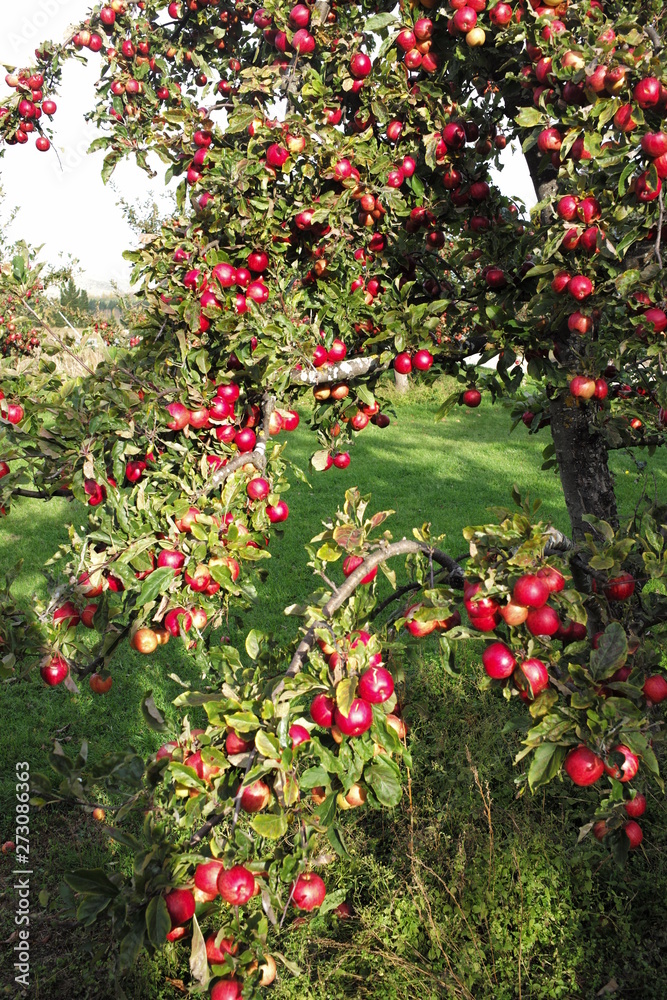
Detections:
[0, 386, 665, 999]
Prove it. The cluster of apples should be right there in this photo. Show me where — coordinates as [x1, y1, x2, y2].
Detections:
[395, 18, 440, 75]
[309, 630, 404, 760]
[2, 70, 56, 151]
[175, 249, 272, 326]
[563, 743, 648, 850]
[524, 25, 665, 199]
[467, 567, 570, 638]
[260, 4, 317, 58]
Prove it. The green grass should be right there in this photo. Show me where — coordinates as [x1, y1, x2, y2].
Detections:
[0, 388, 665, 1000]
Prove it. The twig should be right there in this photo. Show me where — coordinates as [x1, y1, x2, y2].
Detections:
[75, 622, 132, 678]
[189, 749, 257, 848]
[194, 394, 275, 501]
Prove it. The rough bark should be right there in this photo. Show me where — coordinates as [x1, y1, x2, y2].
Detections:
[520, 150, 619, 540]
[548, 393, 618, 541]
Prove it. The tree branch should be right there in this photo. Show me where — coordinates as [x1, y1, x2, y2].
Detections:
[11, 487, 74, 500]
[277, 539, 463, 691]
[194, 394, 275, 501]
[189, 749, 257, 848]
[75, 622, 132, 679]
[290, 356, 380, 386]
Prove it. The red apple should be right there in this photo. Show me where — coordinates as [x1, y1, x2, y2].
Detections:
[292, 872, 326, 910]
[564, 745, 604, 786]
[164, 888, 195, 927]
[481, 642, 516, 679]
[217, 865, 255, 905]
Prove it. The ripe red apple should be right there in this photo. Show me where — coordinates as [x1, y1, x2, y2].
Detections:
[266, 500, 289, 523]
[164, 608, 193, 636]
[226, 730, 253, 755]
[462, 388, 482, 407]
[515, 658, 549, 698]
[333, 452, 351, 469]
[235, 427, 257, 452]
[334, 698, 373, 736]
[633, 76, 660, 109]
[624, 820, 643, 849]
[240, 779, 272, 812]
[40, 654, 68, 686]
[357, 666, 394, 704]
[166, 402, 190, 431]
[350, 53, 372, 78]
[569, 376, 596, 399]
[394, 353, 412, 374]
[568, 275, 594, 300]
[164, 888, 195, 927]
[643, 674, 667, 703]
[564, 745, 604, 786]
[310, 693, 335, 727]
[53, 600, 80, 629]
[343, 554, 377, 584]
[157, 549, 185, 572]
[636, 171, 661, 202]
[603, 572, 635, 601]
[624, 793, 646, 818]
[206, 933, 237, 963]
[210, 978, 242, 1000]
[292, 872, 326, 910]
[413, 349, 434, 371]
[217, 865, 256, 905]
[513, 574, 550, 608]
[247, 477, 270, 501]
[499, 601, 529, 626]
[525, 605, 560, 637]
[289, 724, 310, 748]
[481, 642, 516, 680]
[604, 745, 639, 783]
[194, 859, 225, 896]
[536, 566, 565, 593]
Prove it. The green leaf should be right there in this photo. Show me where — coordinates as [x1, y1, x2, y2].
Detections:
[319, 887, 347, 915]
[145, 895, 170, 949]
[335, 677, 357, 716]
[250, 812, 288, 839]
[527, 743, 566, 792]
[189, 915, 210, 987]
[365, 755, 402, 807]
[299, 766, 329, 789]
[141, 692, 168, 732]
[589, 622, 628, 680]
[515, 107, 547, 128]
[76, 893, 112, 926]
[245, 629, 263, 659]
[65, 869, 119, 897]
[254, 730, 280, 760]
[365, 12, 398, 30]
[137, 567, 175, 606]
[224, 711, 260, 733]
[119, 917, 146, 975]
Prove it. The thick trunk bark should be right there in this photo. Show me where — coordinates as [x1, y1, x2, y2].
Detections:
[548, 393, 618, 541]
[394, 370, 409, 393]
[520, 150, 619, 540]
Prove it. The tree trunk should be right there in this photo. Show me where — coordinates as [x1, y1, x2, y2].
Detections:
[394, 370, 409, 393]
[548, 393, 618, 541]
[520, 151, 619, 541]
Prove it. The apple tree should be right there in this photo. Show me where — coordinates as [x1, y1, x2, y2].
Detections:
[1, 0, 666, 994]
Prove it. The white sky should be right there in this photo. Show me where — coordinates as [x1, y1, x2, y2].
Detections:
[0, 1, 536, 293]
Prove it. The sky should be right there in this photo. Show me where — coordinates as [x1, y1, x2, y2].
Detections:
[0, 1, 537, 294]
